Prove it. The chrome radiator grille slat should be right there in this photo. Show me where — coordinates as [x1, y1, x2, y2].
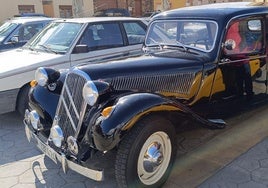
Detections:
[53, 71, 88, 141]
[110, 72, 195, 94]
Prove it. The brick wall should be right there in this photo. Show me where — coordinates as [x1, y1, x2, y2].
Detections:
[93, 0, 153, 17]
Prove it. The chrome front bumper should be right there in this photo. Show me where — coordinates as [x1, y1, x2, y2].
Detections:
[24, 121, 104, 181]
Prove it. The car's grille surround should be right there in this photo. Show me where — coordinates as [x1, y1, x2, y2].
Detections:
[52, 69, 90, 142]
[109, 72, 195, 95]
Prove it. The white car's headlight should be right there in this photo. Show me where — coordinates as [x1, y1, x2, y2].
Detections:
[82, 81, 99, 106]
[35, 67, 48, 86]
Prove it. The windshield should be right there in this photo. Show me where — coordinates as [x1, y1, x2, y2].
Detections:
[26, 22, 83, 54]
[0, 22, 18, 42]
[145, 20, 218, 52]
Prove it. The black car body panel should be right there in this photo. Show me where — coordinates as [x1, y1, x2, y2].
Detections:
[24, 2, 268, 187]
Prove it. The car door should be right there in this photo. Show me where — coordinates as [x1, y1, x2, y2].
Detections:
[215, 16, 267, 99]
[70, 21, 146, 66]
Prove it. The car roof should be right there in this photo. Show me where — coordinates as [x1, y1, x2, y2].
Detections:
[53, 17, 146, 24]
[14, 13, 48, 17]
[153, 2, 268, 22]
[6, 17, 54, 24]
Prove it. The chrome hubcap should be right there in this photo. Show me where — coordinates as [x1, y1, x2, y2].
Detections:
[137, 131, 171, 185]
[143, 142, 163, 173]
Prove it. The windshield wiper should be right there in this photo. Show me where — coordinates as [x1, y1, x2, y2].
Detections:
[161, 43, 188, 53]
[143, 44, 164, 53]
[175, 40, 187, 52]
[27, 45, 35, 51]
[38, 44, 58, 54]
[146, 41, 188, 51]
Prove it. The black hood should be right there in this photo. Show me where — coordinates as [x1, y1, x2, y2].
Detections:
[76, 52, 208, 81]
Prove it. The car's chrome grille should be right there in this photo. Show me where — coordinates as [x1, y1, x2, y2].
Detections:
[53, 70, 89, 141]
[110, 72, 195, 94]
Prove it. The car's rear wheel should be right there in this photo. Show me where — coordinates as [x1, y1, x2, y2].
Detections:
[115, 116, 177, 188]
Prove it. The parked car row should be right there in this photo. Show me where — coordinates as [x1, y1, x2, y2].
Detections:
[0, 16, 147, 115]
[22, 2, 268, 188]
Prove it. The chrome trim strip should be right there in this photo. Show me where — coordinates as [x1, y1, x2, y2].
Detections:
[219, 55, 267, 65]
[53, 80, 65, 125]
[64, 84, 80, 119]
[61, 94, 77, 132]
[71, 67, 92, 81]
[75, 101, 87, 138]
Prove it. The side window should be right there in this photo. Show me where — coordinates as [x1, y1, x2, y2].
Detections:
[11, 23, 44, 42]
[224, 19, 263, 55]
[80, 23, 124, 50]
[97, 23, 123, 48]
[79, 26, 98, 49]
[123, 22, 146, 44]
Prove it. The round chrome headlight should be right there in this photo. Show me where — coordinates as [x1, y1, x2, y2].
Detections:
[82, 81, 99, 106]
[29, 110, 40, 130]
[50, 125, 64, 148]
[35, 67, 48, 86]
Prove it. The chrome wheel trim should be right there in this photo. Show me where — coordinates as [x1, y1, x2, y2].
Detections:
[137, 131, 172, 185]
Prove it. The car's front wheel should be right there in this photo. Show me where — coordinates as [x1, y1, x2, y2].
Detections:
[115, 116, 177, 188]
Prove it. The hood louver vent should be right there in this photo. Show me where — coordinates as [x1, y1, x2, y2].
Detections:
[109, 72, 195, 94]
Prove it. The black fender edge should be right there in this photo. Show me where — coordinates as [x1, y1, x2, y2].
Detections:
[92, 92, 226, 151]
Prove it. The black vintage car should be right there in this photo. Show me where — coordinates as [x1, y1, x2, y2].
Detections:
[24, 2, 268, 188]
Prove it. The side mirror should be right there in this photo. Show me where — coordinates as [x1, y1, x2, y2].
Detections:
[224, 39, 236, 51]
[73, 44, 89, 53]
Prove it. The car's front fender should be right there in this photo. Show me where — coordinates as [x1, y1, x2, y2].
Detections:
[92, 92, 182, 151]
[29, 85, 60, 124]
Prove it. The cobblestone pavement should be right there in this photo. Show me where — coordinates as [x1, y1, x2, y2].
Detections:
[199, 137, 268, 188]
[1, 97, 268, 188]
[0, 112, 116, 188]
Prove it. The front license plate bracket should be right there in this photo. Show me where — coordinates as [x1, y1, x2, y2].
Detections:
[36, 139, 57, 164]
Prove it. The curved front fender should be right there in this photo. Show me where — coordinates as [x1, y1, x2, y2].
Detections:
[29, 85, 60, 124]
[92, 93, 182, 151]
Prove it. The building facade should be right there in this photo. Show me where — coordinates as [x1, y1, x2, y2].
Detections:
[0, 0, 94, 22]
[154, 0, 186, 12]
[93, 0, 154, 17]
[0, 0, 170, 20]
[0, 0, 257, 22]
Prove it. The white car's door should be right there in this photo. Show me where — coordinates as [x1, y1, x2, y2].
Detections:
[70, 21, 146, 66]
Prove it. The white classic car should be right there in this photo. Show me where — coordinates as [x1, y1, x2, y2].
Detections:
[0, 17, 147, 115]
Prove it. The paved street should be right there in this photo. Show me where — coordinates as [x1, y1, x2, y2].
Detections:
[199, 137, 268, 188]
[1, 96, 268, 188]
[0, 112, 118, 188]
